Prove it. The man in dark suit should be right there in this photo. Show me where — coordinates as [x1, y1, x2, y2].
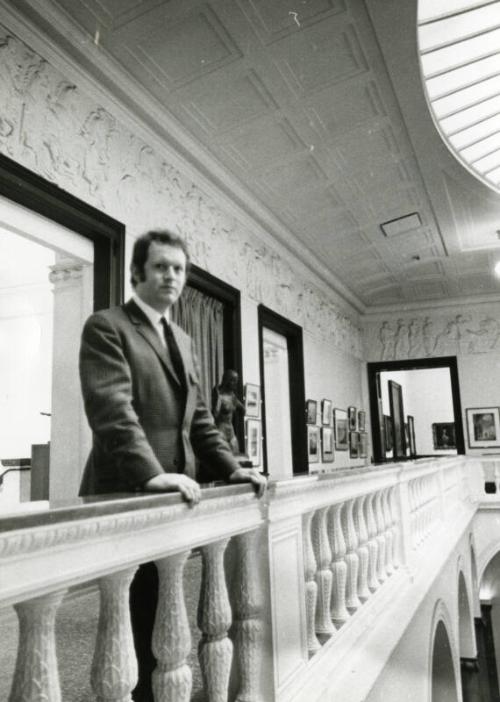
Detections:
[79, 229, 265, 700]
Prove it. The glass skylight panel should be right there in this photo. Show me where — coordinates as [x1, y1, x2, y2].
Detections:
[419, 5, 500, 53]
[449, 112, 500, 148]
[419, 0, 495, 24]
[461, 130, 500, 161]
[432, 75, 500, 117]
[421, 28, 500, 77]
[440, 94, 500, 134]
[486, 164, 500, 182]
[474, 149, 500, 171]
[426, 54, 500, 99]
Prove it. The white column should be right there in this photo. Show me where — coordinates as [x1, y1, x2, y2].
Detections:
[91, 568, 138, 702]
[329, 502, 349, 624]
[342, 499, 361, 611]
[354, 496, 371, 601]
[374, 492, 388, 583]
[364, 492, 380, 592]
[198, 539, 233, 701]
[302, 511, 321, 655]
[382, 489, 394, 576]
[152, 552, 192, 702]
[311, 506, 335, 638]
[9, 590, 66, 702]
[232, 529, 264, 702]
[49, 257, 93, 500]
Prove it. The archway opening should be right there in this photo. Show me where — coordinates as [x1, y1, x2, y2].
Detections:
[432, 620, 459, 702]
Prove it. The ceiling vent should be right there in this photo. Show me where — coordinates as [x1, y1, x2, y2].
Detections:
[380, 212, 422, 237]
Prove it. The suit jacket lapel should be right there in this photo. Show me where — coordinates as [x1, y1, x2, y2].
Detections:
[124, 299, 183, 387]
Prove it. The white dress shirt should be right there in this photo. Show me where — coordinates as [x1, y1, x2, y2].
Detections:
[132, 294, 170, 348]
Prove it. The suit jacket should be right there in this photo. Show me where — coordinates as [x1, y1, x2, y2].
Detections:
[79, 299, 239, 495]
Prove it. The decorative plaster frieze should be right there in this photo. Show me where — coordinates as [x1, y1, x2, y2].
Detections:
[0, 26, 363, 358]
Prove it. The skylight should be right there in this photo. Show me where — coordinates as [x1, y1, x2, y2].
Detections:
[418, 0, 500, 193]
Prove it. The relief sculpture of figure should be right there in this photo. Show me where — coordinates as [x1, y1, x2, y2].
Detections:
[394, 318, 410, 359]
[211, 369, 245, 455]
[379, 321, 395, 360]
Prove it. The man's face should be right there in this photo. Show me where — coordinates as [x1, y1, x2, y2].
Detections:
[135, 242, 187, 312]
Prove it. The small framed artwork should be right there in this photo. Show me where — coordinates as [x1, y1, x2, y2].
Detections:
[321, 399, 332, 426]
[244, 384, 261, 419]
[359, 431, 368, 459]
[308, 425, 320, 463]
[334, 408, 349, 450]
[321, 427, 334, 462]
[306, 399, 317, 425]
[384, 415, 393, 452]
[466, 407, 500, 449]
[358, 410, 366, 432]
[432, 422, 456, 451]
[408, 415, 416, 457]
[348, 406, 357, 431]
[349, 430, 360, 458]
[245, 418, 261, 466]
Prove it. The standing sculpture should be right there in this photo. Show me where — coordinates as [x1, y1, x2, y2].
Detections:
[211, 370, 245, 455]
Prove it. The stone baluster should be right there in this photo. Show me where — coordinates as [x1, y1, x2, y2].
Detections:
[388, 486, 400, 569]
[408, 480, 417, 548]
[198, 539, 233, 702]
[231, 529, 264, 702]
[311, 507, 335, 639]
[91, 568, 138, 702]
[382, 489, 394, 576]
[9, 590, 66, 702]
[328, 502, 350, 625]
[373, 491, 387, 583]
[302, 511, 321, 656]
[341, 499, 361, 611]
[152, 553, 192, 702]
[353, 496, 370, 601]
[364, 492, 380, 592]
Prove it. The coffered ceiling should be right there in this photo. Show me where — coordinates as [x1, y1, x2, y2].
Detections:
[5, 0, 500, 310]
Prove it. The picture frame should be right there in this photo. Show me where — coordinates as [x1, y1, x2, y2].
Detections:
[408, 415, 416, 457]
[348, 406, 357, 431]
[321, 427, 334, 462]
[358, 410, 366, 432]
[465, 408, 500, 449]
[306, 399, 317, 425]
[432, 422, 456, 451]
[388, 380, 406, 458]
[245, 418, 261, 466]
[334, 408, 349, 450]
[307, 425, 320, 463]
[321, 399, 332, 426]
[244, 383, 261, 419]
[349, 430, 360, 458]
[359, 431, 368, 459]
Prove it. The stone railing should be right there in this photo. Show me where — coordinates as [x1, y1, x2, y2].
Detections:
[0, 456, 491, 702]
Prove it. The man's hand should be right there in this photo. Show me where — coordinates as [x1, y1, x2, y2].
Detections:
[229, 467, 267, 498]
[143, 473, 201, 504]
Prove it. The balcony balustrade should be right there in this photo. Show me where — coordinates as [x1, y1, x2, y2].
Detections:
[0, 456, 498, 702]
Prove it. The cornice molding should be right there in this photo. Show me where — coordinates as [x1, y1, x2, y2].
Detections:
[362, 292, 500, 319]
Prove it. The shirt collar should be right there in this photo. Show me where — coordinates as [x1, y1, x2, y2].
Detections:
[132, 294, 170, 327]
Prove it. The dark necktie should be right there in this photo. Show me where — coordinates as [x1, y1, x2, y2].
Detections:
[161, 318, 185, 388]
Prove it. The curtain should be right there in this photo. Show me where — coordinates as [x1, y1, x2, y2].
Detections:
[171, 286, 224, 406]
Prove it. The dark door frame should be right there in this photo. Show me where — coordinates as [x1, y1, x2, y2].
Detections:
[258, 305, 307, 476]
[0, 153, 125, 309]
[367, 355, 465, 462]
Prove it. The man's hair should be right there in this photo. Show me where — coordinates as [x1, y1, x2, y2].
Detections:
[130, 229, 191, 287]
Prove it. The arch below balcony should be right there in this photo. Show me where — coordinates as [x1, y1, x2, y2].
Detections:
[428, 601, 460, 702]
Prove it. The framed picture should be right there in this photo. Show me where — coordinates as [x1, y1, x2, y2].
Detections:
[306, 399, 317, 425]
[321, 399, 332, 426]
[307, 425, 320, 463]
[388, 380, 406, 458]
[408, 415, 416, 457]
[359, 431, 368, 459]
[358, 410, 366, 432]
[432, 422, 456, 450]
[384, 415, 393, 452]
[321, 427, 334, 462]
[466, 408, 500, 449]
[334, 408, 349, 450]
[245, 418, 261, 466]
[349, 430, 360, 458]
[348, 406, 357, 431]
[244, 384, 261, 419]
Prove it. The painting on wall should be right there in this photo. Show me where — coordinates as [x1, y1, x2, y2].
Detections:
[308, 425, 320, 463]
[388, 380, 406, 458]
[384, 415, 393, 452]
[466, 408, 500, 449]
[321, 427, 334, 462]
[348, 406, 357, 431]
[408, 415, 416, 457]
[359, 431, 368, 459]
[334, 409, 349, 450]
[349, 430, 360, 458]
[358, 410, 366, 432]
[432, 422, 456, 450]
[244, 384, 261, 419]
[306, 399, 317, 425]
[245, 419, 261, 466]
[321, 399, 332, 426]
